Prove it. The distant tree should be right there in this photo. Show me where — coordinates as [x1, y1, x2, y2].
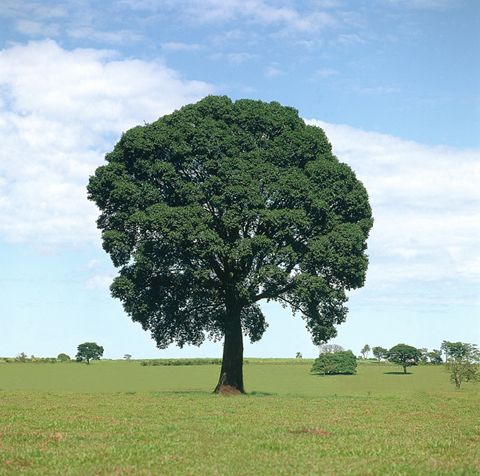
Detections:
[312, 350, 357, 375]
[57, 353, 71, 362]
[427, 349, 443, 365]
[372, 346, 388, 361]
[442, 341, 480, 389]
[360, 344, 370, 359]
[419, 347, 429, 364]
[295, 352, 303, 359]
[319, 344, 344, 354]
[387, 344, 421, 374]
[16, 352, 27, 362]
[87, 96, 373, 393]
[124, 353, 132, 361]
[76, 342, 104, 365]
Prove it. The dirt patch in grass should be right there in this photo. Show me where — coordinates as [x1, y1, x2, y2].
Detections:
[216, 385, 243, 396]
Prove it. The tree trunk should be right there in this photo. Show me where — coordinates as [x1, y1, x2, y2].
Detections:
[403, 365, 407, 374]
[214, 304, 245, 394]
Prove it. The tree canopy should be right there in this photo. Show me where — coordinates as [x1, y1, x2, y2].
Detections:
[76, 342, 104, 364]
[87, 96, 372, 392]
[442, 341, 480, 388]
[387, 344, 421, 374]
[372, 346, 388, 361]
[361, 344, 371, 359]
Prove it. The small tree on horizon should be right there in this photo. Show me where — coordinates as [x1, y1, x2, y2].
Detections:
[372, 346, 388, 361]
[442, 341, 480, 389]
[427, 349, 443, 365]
[419, 347, 429, 364]
[76, 342, 104, 365]
[16, 352, 27, 362]
[319, 344, 344, 354]
[57, 353, 71, 362]
[387, 344, 421, 374]
[361, 344, 371, 359]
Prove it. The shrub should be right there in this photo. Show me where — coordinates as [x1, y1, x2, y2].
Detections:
[57, 353, 71, 362]
[311, 351, 357, 375]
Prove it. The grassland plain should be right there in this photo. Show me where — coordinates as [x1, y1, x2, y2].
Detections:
[0, 360, 479, 475]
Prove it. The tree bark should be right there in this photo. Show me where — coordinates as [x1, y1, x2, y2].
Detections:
[214, 303, 245, 394]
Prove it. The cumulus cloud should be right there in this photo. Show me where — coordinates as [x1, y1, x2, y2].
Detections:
[122, 0, 336, 32]
[0, 40, 214, 244]
[307, 119, 480, 287]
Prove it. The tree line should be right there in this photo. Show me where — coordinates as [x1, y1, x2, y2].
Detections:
[313, 341, 479, 388]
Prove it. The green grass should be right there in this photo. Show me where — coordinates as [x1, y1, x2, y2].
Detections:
[0, 361, 479, 475]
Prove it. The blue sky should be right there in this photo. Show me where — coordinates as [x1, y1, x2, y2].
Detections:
[0, 0, 479, 359]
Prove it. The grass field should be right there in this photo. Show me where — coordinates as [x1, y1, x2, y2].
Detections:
[0, 360, 479, 475]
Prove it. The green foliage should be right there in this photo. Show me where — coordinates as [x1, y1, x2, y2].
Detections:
[57, 353, 71, 362]
[372, 346, 388, 361]
[10, 354, 57, 363]
[311, 350, 357, 375]
[360, 344, 370, 359]
[418, 347, 429, 364]
[87, 96, 373, 351]
[140, 358, 222, 366]
[76, 342, 104, 364]
[427, 349, 443, 365]
[442, 341, 480, 388]
[387, 344, 422, 373]
[16, 352, 27, 362]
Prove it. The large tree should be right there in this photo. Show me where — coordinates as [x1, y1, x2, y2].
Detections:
[87, 96, 373, 393]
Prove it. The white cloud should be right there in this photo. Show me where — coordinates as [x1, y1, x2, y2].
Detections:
[210, 51, 257, 64]
[67, 27, 142, 44]
[384, 0, 456, 10]
[0, 1, 67, 20]
[161, 42, 203, 52]
[15, 19, 60, 36]
[307, 119, 480, 285]
[0, 40, 214, 244]
[123, 0, 336, 32]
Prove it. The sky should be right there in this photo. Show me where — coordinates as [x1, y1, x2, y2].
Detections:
[0, 0, 479, 359]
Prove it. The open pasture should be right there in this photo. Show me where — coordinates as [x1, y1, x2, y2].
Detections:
[0, 360, 478, 475]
